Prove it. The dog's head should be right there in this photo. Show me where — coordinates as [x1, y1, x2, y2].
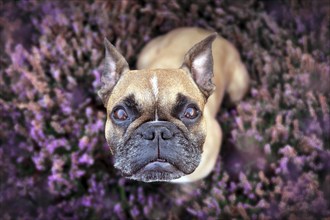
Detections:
[98, 34, 216, 182]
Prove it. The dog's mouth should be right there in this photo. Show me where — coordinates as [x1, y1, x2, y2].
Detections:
[127, 159, 185, 182]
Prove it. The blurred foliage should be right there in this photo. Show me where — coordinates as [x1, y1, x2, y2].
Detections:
[0, 0, 329, 219]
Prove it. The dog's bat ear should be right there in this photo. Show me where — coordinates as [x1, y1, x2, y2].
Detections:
[98, 37, 130, 106]
[181, 33, 217, 98]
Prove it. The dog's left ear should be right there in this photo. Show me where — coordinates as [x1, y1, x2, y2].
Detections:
[98, 38, 130, 106]
[181, 33, 217, 98]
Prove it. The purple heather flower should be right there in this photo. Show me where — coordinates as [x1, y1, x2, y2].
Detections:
[78, 154, 94, 165]
[81, 196, 92, 207]
[47, 138, 69, 154]
[264, 144, 271, 155]
[228, 194, 236, 203]
[92, 70, 101, 89]
[114, 203, 124, 216]
[277, 157, 289, 175]
[78, 136, 89, 150]
[130, 206, 140, 218]
[229, 182, 237, 192]
[279, 145, 296, 157]
[239, 172, 252, 194]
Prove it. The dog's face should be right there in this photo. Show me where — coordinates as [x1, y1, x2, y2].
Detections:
[98, 34, 216, 182]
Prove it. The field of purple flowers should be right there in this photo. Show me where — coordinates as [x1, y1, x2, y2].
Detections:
[0, 0, 329, 219]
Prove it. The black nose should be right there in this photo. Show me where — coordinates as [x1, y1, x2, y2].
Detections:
[142, 125, 173, 141]
[140, 122, 175, 141]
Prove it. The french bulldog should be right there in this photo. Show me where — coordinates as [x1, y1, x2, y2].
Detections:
[98, 27, 249, 183]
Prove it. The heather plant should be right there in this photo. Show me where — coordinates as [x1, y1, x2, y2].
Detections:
[0, 0, 329, 219]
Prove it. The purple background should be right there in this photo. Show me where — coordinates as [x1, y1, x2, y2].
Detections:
[0, 0, 329, 219]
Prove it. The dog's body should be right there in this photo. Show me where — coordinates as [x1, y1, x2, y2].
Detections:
[99, 27, 249, 183]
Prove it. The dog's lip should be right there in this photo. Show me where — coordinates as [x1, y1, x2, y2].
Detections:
[142, 161, 177, 173]
[131, 159, 180, 175]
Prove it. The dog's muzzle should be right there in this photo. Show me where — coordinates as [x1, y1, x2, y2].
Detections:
[121, 121, 195, 182]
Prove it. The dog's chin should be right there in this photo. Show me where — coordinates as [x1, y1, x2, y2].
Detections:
[127, 161, 185, 182]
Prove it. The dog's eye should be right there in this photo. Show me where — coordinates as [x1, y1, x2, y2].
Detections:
[183, 106, 199, 119]
[113, 108, 128, 121]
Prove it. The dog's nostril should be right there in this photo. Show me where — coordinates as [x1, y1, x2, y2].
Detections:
[161, 131, 172, 140]
[142, 131, 155, 140]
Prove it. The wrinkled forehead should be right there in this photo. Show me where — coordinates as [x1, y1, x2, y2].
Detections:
[107, 69, 204, 110]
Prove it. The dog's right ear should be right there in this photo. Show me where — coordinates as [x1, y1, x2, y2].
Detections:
[98, 38, 130, 106]
[180, 33, 217, 99]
